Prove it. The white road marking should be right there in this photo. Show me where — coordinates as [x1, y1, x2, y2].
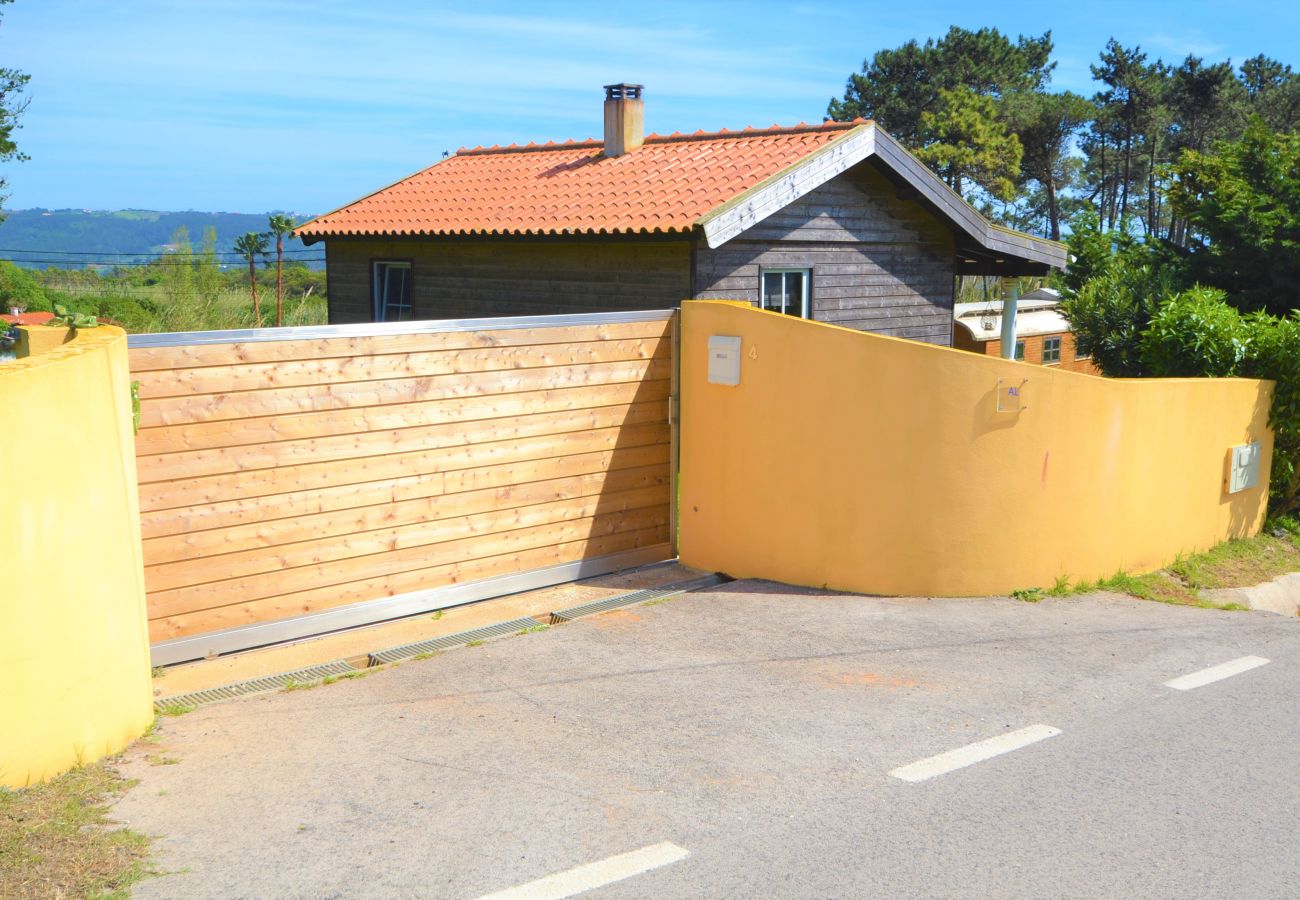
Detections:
[889, 724, 1062, 783]
[1164, 656, 1270, 691]
[475, 842, 690, 900]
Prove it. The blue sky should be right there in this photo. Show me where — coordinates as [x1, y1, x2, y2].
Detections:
[5, 0, 1297, 214]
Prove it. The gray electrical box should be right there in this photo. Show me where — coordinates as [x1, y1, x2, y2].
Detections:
[707, 335, 742, 386]
[1226, 441, 1262, 493]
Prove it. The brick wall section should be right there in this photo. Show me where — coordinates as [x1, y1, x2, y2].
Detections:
[956, 329, 1101, 376]
[693, 165, 956, 345]
[324, 239, 692, 323]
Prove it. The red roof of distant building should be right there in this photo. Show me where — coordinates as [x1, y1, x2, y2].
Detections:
[296, 120, 869, 240]
[1, 311, 55, 326]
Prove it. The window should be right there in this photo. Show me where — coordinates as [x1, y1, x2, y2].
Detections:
[1014, 340, 1026, 361]
[372, 261, 413, 322]
[1042, 336, 1062, 364]
[760, 269, 811, 318]
[1074, 338, 1091, 360]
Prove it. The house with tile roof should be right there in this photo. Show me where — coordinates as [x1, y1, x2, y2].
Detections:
[296, 85, 1066, 345]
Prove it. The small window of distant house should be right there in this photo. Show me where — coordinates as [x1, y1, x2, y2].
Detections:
[1074, 339, 1091, 360]
[761, 269, 811, 318]
[1043, 336, 1062, 364]
[372, 261, 413, 322]
[1015, 340, 1026, 360]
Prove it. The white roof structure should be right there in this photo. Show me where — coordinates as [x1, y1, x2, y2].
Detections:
[953, 288, 1072, 342]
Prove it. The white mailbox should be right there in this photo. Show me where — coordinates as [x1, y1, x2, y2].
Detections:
[1226, 441, 1262, 493]
[707, 335, 742, 386]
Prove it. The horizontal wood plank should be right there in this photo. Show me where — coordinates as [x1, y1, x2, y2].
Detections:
[138, 443, 670, 540]
[127, 319, 670, 372]
[145, 483, 669, 595]
[148, 530, 672, 642]
[146, 504, 671, 619]
[134, 337, 668, 399]
[138, 357, 671, 428]
[134, 379, 668, 456]
[139, 421, 669, 512]
[136, 398, 667, 483]
[143, 463, 669, 565]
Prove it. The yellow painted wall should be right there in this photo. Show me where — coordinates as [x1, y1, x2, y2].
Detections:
[679, 301, 1274, 597]
[0, 326, 153, 787]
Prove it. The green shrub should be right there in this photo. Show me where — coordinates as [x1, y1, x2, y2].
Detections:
[1059, 259, 1180, 376]
[1139, 286, 1251, 377]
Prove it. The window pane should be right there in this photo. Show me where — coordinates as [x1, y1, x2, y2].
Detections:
[761, 273, 784, 312]
[1015, 341, 1026, 360]
[374, 262, 412, 322]
[761, 270, 810, 318]
[1043, 337, 1061, 363]
[786, 271, 805, 317]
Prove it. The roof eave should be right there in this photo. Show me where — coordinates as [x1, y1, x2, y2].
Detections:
[696, 121, 1067, 270]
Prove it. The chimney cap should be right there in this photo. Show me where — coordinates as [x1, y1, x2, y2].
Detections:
[604, 83, 644, 100]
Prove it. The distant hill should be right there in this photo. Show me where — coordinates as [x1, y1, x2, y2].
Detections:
[0, 208, 323, 269]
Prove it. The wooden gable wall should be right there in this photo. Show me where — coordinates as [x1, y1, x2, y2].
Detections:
[691, 163, 956, 345]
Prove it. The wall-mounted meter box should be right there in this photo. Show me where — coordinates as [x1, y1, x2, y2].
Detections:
[707, 335, 742, 386]
[1226, 441, 1262, 493]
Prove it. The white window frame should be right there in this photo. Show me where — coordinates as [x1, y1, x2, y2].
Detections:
[760, 268, 812, 319]
[1042, 336, 1062, 364]
[372, 260, 413, 322]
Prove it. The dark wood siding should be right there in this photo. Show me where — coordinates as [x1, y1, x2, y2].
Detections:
[692, 165, 956, 345]
[325, 239, 692, 323]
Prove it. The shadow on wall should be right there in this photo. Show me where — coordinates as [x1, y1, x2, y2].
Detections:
[0, 326, 153, 787]
[678, 301, 1274, 598]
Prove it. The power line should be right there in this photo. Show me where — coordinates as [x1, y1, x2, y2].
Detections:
[0, 246, 325, 257]
[3, 257, 323, 267]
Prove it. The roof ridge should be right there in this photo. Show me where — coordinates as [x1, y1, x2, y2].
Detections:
[454, 118, 873, 157]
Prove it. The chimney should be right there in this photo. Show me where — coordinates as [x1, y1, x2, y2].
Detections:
[603, 83, 644, 157]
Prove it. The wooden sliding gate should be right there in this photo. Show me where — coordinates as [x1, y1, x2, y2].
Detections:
[129, 310, 676, 664]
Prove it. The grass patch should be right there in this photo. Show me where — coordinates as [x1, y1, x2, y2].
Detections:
[281, 678, 319, 693]
[1038, 525, 1300, 611]
[0, 763, 153, 899]
[516, 624, 549, 635]
[143, 755, 179, 767]
[155, 702, 193, 718]
[1166, 532, 1300, 590]
[465, 640, 485, 648]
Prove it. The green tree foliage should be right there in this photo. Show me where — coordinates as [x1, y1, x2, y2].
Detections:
[1246, 315, 1300, 513]
[0, 0, 30, 217]
[828, 26, 1051, 203]
[267, 213, 296, 327]
[915, 87, 1022, 200]
[1240, 55, 1300, 133]
[1165, 120, 1300, 315]
[1004, 90, 1095, 239]
[234, 231, 269, 325]
[195, 226, 221, 303]
[0, 258, 48, 310]
[162, 225, 194, 307]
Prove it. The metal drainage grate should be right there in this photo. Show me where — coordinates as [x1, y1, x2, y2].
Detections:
[154, 659, 358, 712]
[367, 617, 541, 666]
[549, 573, 728, 624]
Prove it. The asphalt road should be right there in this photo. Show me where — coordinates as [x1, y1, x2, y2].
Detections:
[113, 585, 1300, 899]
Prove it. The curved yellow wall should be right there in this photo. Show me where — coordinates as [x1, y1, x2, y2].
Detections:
[680, 301, 1274, 597]
[1, 326, 153, 787]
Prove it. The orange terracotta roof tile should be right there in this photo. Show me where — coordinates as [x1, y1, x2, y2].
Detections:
[1, 311, 55, 326]
[298, 120, 870, 240]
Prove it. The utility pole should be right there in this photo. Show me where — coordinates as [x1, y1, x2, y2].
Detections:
[1000, 283, 1020, 360]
